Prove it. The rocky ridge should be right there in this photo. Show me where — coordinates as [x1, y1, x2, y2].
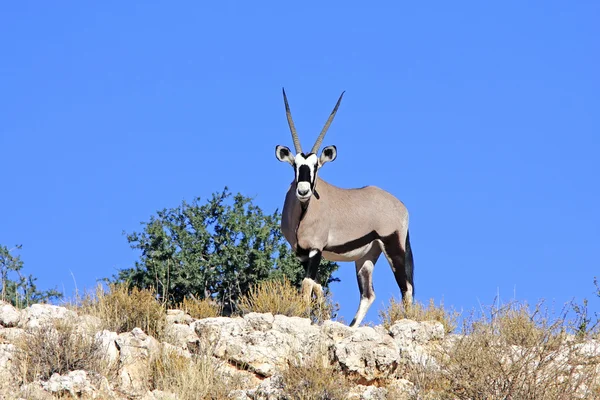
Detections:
[1, 300, 599, 399]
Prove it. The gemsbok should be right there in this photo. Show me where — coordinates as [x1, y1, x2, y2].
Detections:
[275, 88, 414, 327]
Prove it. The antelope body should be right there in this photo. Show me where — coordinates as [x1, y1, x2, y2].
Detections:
[275, 89, 414, 327]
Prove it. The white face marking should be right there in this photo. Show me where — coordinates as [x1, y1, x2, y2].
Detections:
[294, 153, 319, 201]
[309, 249, 319, 258]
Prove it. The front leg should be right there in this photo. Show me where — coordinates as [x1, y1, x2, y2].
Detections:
[297, 247, 324, 302]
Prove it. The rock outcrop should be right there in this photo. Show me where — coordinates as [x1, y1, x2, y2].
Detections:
[1, 299, 598, 399]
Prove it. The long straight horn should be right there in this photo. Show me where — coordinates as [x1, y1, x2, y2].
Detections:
[311, 91, 345, 154]
[282, 88, 303, 154]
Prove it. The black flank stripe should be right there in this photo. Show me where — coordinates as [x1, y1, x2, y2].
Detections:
[325, 231, 380, 254]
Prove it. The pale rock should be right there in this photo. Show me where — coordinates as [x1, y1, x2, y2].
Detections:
[220, 361, 261, 388]
[334, 326, 400, 381]
[244, 312, 274, 331]
[161, 341, 192, 359]
[576, 339, 600, 358]
[40, 370, 95, 397]
[18, 304, 78, 329]
[388, 319, 444, 345]
[0, 300, 21, 327]
[143, 389, 179, 399]
[0, 343, 17, 390]
[389, 320, 444, 368]
[228, 389, 251, 400]
[272, 314, 314, 335]
[193, 313, 322, 377]
[164, 321, 198, 349]
[116, 328, 160, 395]
[347, 384, 388, 400]
[193, 316, 248, 346]
[246, 374, 285, 400]
[166, 309, 193, 325]
[321, 320, 355, 343]
[0, 327, 26, 343]
[95, 330, 119, 366]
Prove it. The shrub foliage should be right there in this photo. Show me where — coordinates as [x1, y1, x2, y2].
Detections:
[0, 244, 62, 308]
[117, 187, 339, 312]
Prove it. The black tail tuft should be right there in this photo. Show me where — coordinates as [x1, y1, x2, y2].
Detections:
[405, 230, 414, 296]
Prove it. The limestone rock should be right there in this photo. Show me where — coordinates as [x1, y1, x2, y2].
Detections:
[577, 339, 600, 358]
[245, 374, 285, 400]
[334, 326, 400, 381]
[166, 309, 193, 325]
[95, 329, 119, 367]
[389, 319, 444, 368]
[321, 319, 355, 343]
[347, 384, 389, 400]
[116, 328, 160, 395]
[164, 321, 198, 349]
[0, 326, 26, 343]
[0, 300, 21, 327]
[0, 343, 17, 390]
[18, 304, 78, 329]
[40, 370, 95, 397]
[193, 313, 321, 377]
[388, 319, 445, 344]
[245, 312, 274, 331]
[143, 389, 179, 400]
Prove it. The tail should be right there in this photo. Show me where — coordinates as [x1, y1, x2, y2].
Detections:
[405, 230, 414, 296]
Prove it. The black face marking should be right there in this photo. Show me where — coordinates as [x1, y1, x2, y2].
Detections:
[324, 148, 333, 158]
[297, 165, 311, 183]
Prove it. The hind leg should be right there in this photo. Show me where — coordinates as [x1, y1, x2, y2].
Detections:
[382, 232, 413, 306]
[349, 245, 382, 328]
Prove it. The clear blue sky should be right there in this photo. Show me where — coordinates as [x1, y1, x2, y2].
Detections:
[1, 2, 598, 325]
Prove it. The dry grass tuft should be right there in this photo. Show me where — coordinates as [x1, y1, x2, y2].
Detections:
[280, 346, 354, 400]
[177, 296, 221, 319]
[238, 277, 336, 323]
[409, 301, 600, 399]
[380, 297, 459, 333]
[150, 341, 240, 400]
[13, 317, 109, 383]
[78, 283, 167, 340]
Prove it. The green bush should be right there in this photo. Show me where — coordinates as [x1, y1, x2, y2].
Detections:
[117, 187, 339, 313]
[0, 244, 62, 308]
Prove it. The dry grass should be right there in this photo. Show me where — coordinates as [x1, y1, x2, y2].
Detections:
[380, 297, 459, 333]
[13, 317, 109, 383]
[177, 296, 221, 319]
[78, 283, 167, 340]
[280, 346, 354, 400]
[149, 341, 241, 400]
[238, 277, 336, 323]
[408, 301, 600, 400]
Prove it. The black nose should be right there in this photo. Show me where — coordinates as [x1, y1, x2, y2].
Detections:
[298, 188, 309, 196]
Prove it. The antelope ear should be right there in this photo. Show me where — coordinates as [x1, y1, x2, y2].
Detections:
[275, 145, 295, 165]
[319, 145, 337, 165]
